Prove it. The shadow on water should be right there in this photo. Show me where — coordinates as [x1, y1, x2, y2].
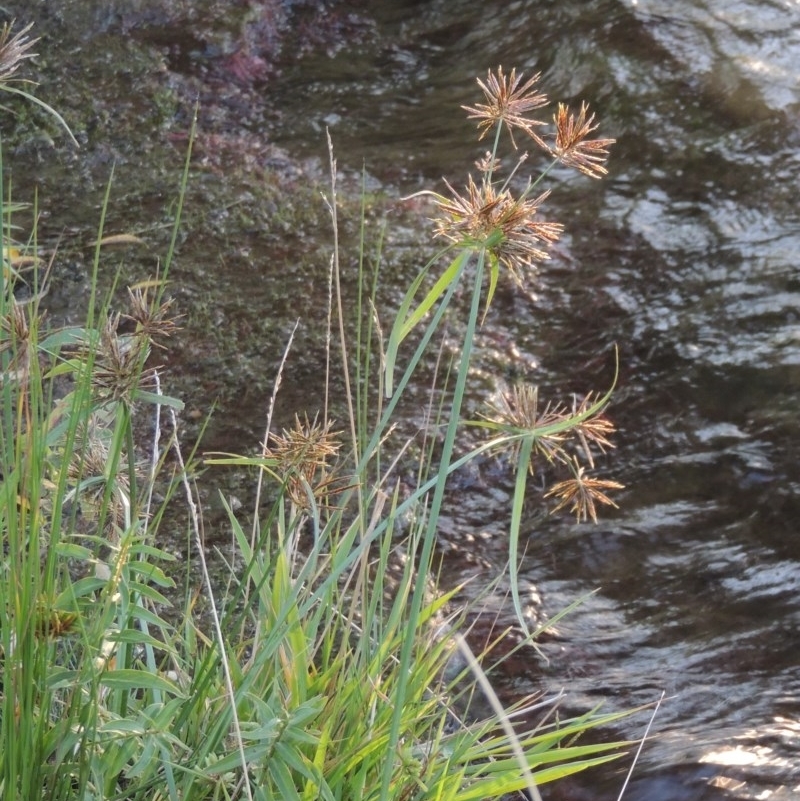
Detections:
[3, 0, 800, 798]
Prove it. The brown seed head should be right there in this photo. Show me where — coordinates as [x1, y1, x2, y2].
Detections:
[545, 461, 624, 523]
[88, 313, 153, 403]
[266, 414, 346, 510]
[0, 21, 38, 85]
[463, 66, 549, 149]
[432, 177, 563, 285]
[0, 303, 40, 386]
[124, 286, 180, 350]
[484, 384, 573, 470]
[551, 102, 615, 178]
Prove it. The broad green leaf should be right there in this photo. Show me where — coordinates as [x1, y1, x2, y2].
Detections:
[38, 326, 87, 353]
[107, 629, 172, 651]
[47, 668, 80, 689]
[68, 575, 106, 598]
[54, 541, 94, 561]
[97, 719, 149, 736]
[131, 389, 185, 409]
[397, 249, 470, 344]
[99, 668, 184, 696]
[128, 561, 176, 588]
[483, 253, 500, 323]
[128, 580, 172, 607]
[208, 743, 271, 775]
[126, 736, 158, 779]
[129, 543, 177, 560]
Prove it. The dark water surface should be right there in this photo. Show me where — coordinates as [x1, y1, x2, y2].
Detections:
[4, 0, 800, 798]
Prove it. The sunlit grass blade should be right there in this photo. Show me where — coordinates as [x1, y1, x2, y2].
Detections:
[0, 85, 79, 147]
[384, 247, 469, 397]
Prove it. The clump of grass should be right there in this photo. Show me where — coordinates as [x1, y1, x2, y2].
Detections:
[0, 117, 189, 798]
[0, 20, 645, 801]
[205, 65, 633, 801]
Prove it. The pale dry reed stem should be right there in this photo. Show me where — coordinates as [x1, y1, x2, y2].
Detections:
[167, 399, 254, 801]
[251, 319, 300, 551]
[324, 129, 366, 530]
[616, 692, 666, 801]
[455, 633, 544, 801]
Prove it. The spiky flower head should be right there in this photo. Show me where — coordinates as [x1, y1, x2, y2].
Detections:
[0, 21, 38, 86]
[484, 384, 569, 470]
[545, 459, 624, 524]
[463, 66, 549, 149]
[66, 425, 135, 535]
[35, 596, 79, 640]
[482, 384, 623, 522]
[569, 391, 618, 468]
[474, 151, 501, 174]
[265, 414, 346, 510]
[551, 102, 615, 178]
[123, 286, 180, 350]
[88, 313, 153, 404]
[432, 176, 563, 285]
[0, 302, 43, 388]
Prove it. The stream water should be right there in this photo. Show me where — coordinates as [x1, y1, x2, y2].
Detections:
[3, 0, 800, 798]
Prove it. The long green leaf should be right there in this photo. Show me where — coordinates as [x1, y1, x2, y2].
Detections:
[509, 435, 534, 637]
[384, 248, 469, 397]
[1, 85, 79, 147]
[380, 248, 487, 800]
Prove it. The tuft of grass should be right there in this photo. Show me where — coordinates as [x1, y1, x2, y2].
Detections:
[0, 21, 648, 801]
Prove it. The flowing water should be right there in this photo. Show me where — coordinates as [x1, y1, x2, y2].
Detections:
[4, 0, 800, 798]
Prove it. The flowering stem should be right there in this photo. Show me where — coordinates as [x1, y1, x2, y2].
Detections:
[485, 122, 503, 184]
[518, 155, 561, 201]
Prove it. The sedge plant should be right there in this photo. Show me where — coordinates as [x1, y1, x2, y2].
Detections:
[204, 66, 638, 801]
